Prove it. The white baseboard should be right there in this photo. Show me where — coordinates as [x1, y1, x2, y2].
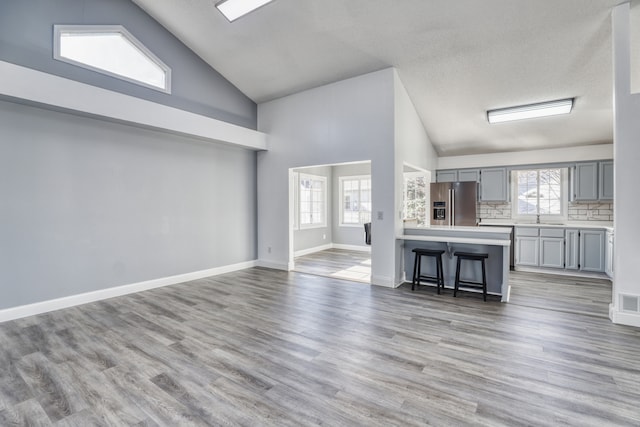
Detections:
[294, 243, 333, 257]
[371, 275, 395, 287]
[0, 260, 257, 323]
[256, 259, 290, 271]
[331, 243, 371, 253]
[514, 266, 611, 281]
[293, 243, 371, 258]
[610, 308, 640, 328]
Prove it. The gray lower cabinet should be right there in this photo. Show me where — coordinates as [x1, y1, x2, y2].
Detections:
[580, 229, 605, 272]
[539, 237, 564, 268]
[606, 230, 614, 277]
[516, 226, 606, 273]
[565, 229, 579, 270]
[515, 227, 539, 266]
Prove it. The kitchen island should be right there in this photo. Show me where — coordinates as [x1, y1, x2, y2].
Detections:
[399, 226, 512, 301]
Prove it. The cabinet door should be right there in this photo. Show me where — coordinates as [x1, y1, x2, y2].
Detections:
[580, 229, 605, 272]
[480, 168, 508, 202]
[606, 231, 614, 277]
[436, 170, 457, 182]
[516, 236, 539, 266]
[457, 169, 480, 182]
[599, 161, 614, 200]
[540, 237, 564, 269]
[573, 162, 598, 201]
[565, 229, 579, 270]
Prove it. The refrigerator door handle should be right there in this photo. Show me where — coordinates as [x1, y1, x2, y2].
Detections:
[449, 188, 454, 226]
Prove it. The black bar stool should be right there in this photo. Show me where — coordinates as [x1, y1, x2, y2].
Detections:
[411, 248, 446, 294]
[453, 252, 489, 301]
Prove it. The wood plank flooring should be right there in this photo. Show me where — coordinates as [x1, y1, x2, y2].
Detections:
[294, 248, 371, 283]
[1, 267, 639, 426]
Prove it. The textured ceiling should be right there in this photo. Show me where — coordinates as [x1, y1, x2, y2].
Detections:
[132, 0, 622, 156]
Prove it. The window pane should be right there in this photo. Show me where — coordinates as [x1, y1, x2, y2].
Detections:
[539, 169, 561, 215]
[517, 170, 538, 215]
[341, 177, 371, 225]
[59, 30, 168, 90]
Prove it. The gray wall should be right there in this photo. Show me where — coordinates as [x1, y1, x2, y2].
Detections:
[293, 166, 332, 253]
[331, 162, 371, 247]
[0, 0, 256, 129]
[258, 69, 397, 285]
[0, 100, 257, 309]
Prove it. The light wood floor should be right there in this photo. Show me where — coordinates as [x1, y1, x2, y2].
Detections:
[294, 248, 371, 283]
[1, 268, 639, 426]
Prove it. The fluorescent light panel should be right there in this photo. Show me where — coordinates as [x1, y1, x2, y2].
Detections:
[487, 98, 574, 124]
[216, 0, 274, 22]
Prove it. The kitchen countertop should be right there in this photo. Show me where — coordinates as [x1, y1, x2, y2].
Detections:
[479, 220, 613, 232]
[404, 225, 513, 233]
[400, 225, 512, 246]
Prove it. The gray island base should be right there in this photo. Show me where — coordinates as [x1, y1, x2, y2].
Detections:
[399, 226, 512, 302]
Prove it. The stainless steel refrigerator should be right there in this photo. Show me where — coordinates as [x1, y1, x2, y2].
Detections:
[430, 181, 477, 226]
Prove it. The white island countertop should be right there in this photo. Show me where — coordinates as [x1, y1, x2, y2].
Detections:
[479, 220, 613, 231]
[399, 225, 512, 246]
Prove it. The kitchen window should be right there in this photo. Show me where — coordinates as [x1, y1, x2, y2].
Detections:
[512, 168, 568, 220]
[339, 175, 371, 226]
[299, 173, 327, 228]
[403, 172, 429, 226]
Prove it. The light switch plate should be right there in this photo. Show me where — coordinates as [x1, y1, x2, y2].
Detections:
[377, 211, 384, 220]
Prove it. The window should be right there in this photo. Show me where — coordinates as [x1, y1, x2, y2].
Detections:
[513, 168, 567, 219]
[299, 174, 327, 228]
[53, 25, 171, 93]
[339, 176, 372, 226]
[403, 172, 429, 226]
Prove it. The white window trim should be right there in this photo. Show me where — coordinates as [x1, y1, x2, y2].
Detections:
[339, 175, 372, 227]
[511, 168, 568, 222]
[291, 172, 299, 231]
[298, 173, 327, 230]
[53, 25, 172, 94]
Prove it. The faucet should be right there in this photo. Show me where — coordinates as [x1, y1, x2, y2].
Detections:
[536, 214, 540, 224]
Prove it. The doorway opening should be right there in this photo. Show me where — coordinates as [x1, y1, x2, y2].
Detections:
[289, 161, 372, 284]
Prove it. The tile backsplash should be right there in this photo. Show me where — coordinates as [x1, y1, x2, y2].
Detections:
[567, 201, 613, 222]
[477, 202, 511, 220]
[477, 201, 614, 222]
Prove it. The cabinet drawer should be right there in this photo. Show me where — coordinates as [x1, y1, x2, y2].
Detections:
[540, 228, 565, 238]
[515, 227, 539, 237]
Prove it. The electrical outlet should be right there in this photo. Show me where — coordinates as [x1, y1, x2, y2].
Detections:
[377, 211, 384, 220]
[268, 246, 272, 253]
[322, 234, 326, 240]
[587, 210, 594, 218]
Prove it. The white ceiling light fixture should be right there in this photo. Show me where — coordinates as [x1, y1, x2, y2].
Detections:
[487, 98, 574, 124]
[216, 0, 275, 22]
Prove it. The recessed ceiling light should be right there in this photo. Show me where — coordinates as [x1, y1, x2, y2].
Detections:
[216, 0, 274, 22]
[487, 98, 574, 124]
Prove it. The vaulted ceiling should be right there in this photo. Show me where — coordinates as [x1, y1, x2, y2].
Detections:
[132, 0, 623, 156]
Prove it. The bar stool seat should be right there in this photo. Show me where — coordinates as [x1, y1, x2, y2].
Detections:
[453, 252, 489, 301]
[411, 248, 446, 294]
